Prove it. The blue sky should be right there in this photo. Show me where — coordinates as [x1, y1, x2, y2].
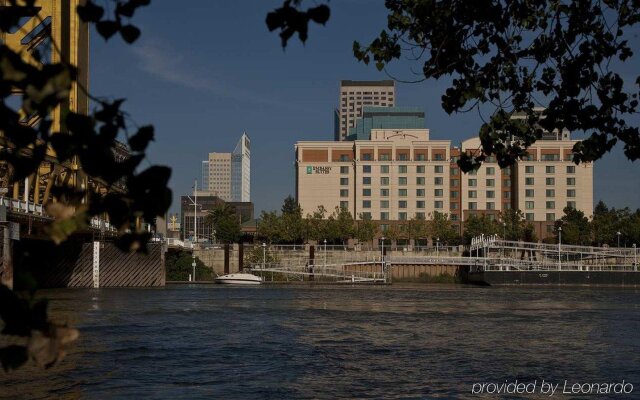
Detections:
[89, 1, 640, 215]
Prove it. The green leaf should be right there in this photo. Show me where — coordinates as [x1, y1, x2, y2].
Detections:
[76, 1, 104, 23]
[119, 25, 141, 44]
[128, 125, 154, 151]
[96, 20, 120, 40]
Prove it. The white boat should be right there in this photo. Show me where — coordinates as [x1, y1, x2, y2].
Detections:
[215, 273, 262, 285]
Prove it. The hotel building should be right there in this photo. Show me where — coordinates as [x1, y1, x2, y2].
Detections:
[334, 80, 396, 141]
[296, 109, 593, 240]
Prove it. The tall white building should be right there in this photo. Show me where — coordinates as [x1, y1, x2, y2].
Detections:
[334, 80, 396, 141]
[200, 133, 251, 202]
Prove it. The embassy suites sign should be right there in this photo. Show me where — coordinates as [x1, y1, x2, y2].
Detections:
[306, 166, 332, 174]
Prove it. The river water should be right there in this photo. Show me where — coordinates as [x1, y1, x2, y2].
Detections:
[1, 284, 639, 399]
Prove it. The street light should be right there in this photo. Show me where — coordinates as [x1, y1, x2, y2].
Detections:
[502, 222, 507, 258]
[617, 231, 621, 248]
[558, 226, 562, 270]
[436, 237, 440, 258]
[262, 242, 266, 269]
[633, 243, 637, 271]
[323, 239, 327, 267]
[380, 236, 385, 276]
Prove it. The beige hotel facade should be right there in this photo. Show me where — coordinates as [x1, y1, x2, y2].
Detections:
[295, 129, 593, 240]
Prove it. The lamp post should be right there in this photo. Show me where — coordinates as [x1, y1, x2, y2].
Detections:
[323, 239, 327, 267]
[633, 243, 637, 271]
[502, 222, 507, 258]
[193, 179, 197, 248]
[617, 231, 621, 248]
[262, 242, 266, 269]
[380, 236, 385, 276]
[558, 226, 562, 271]
[436, 237, 440, 258]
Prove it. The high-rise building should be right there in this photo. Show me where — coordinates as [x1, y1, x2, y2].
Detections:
[334, 80, 396, 141]
[200, 133, 251, 202]
[231, 132, 251, 202]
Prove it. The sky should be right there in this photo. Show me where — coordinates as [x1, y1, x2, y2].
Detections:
[89, 1, 640, 216]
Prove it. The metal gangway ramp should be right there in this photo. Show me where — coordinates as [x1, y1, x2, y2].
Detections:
[249, 260, 391, 283]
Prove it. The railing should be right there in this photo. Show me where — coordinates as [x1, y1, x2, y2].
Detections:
[0, 196, 44, 216]
[249, 261, 391, 283]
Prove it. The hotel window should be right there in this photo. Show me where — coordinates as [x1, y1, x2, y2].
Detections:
[546, 189, 555, 197]
[546, 201, 555, 209]
[399, 165, 408, 173]
[363, 177, 371, 185]
[525, 166, 535, 173]
[567, 201, 576, 209]
[399, 177, 407, 185]
[381, 165, 389, 173]
[567, 166, 576, 173]
[468, 169, 477, 175]
[417, 177, 425, 185]
[468, 202, 477, 210]
[399, 189, 407, 197]
[415, 154, 426, 161]
[340, 201, 348, 209]
[363, 200, 371, 208]
[381, 189, 389, 197]
[340, 189, 348, 197]
[362, 165, 371, 173]
[361, 212, 371, 219]
[486, 156, 496, 162]
[435, 189, 443, 197]
[416, 165, 425, 173]
[451, 179, 460, 187]
[451, 167, 459, 175]
[547, 225, 555, 233]
[503, 179, 511, 187]
[546, 178, 555, 185]
[399, 200, 407, 209]
[526, 201, 535, 209]
[486, 179, 495, 187]
[525, 213, 534, 221]
[416, 212, 425, 219]
[381, 177, 389, 185]
[567, 189, 576, 197]
[487, 191, 495, 198]
[451, 214, 459, 221]
[451, 191, 459, 198]
[468, 190, 477, 198]
[468, 179, 477, 187]
[567, 177, 576, 185]
[340, 178, 348, 185]
[435, 201, 444, 209]
[416, 189, 425, 197]
[546, 166, 555, 173]
[399, 212, 408, 220]
[380, 224, 389, 232]
[435, 165, 444, 173]
[503, 192, 511, 199]
[525, 177, 534, 185]
[502, 168, 511, 176]
[503, 203, 512, 210]
[451, 155, 460, 163]
[398, 154, 409, 161]
[434, 154, 444, 161]
[434, 177, 444, 185]
[486, 202, 495, 210]
[379, 154, 390, 161]
[381, 200, 389, 209]
[340, 155, 349, 162]
[451, 203, 459, 210]
[416, 201, 425, 209]
[546, 213, 556, 221]
[340, 166, 349, 174]
[380, 212, 389, 220]
[525, 189, 535, 197]
[363, 188, 371, 196]
[486, 167, 495, 175]
[542, 154, 560, 161]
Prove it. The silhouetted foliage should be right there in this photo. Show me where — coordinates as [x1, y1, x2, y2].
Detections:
[352, 0, 640, 171]
[266, 0, 330, 48]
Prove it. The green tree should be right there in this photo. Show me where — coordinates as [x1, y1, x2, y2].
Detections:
[165, 251, 212, 281]
[407, 215, 428, 244]
[351, 1, 640, 170]
[280, 196, 304, 244]
[428, 212, 460, 245]
[281, 195, 301, 215]
[327, 207, 354, 246]
[555, 207, 591, 246]
[304, 206, 328, 242]
[463, 214, 500, 245]
[257, 210, 281, 244]
[355, 213, 377, 246]
[499, 209, 537, 242]
[205, 204, 241, 243]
